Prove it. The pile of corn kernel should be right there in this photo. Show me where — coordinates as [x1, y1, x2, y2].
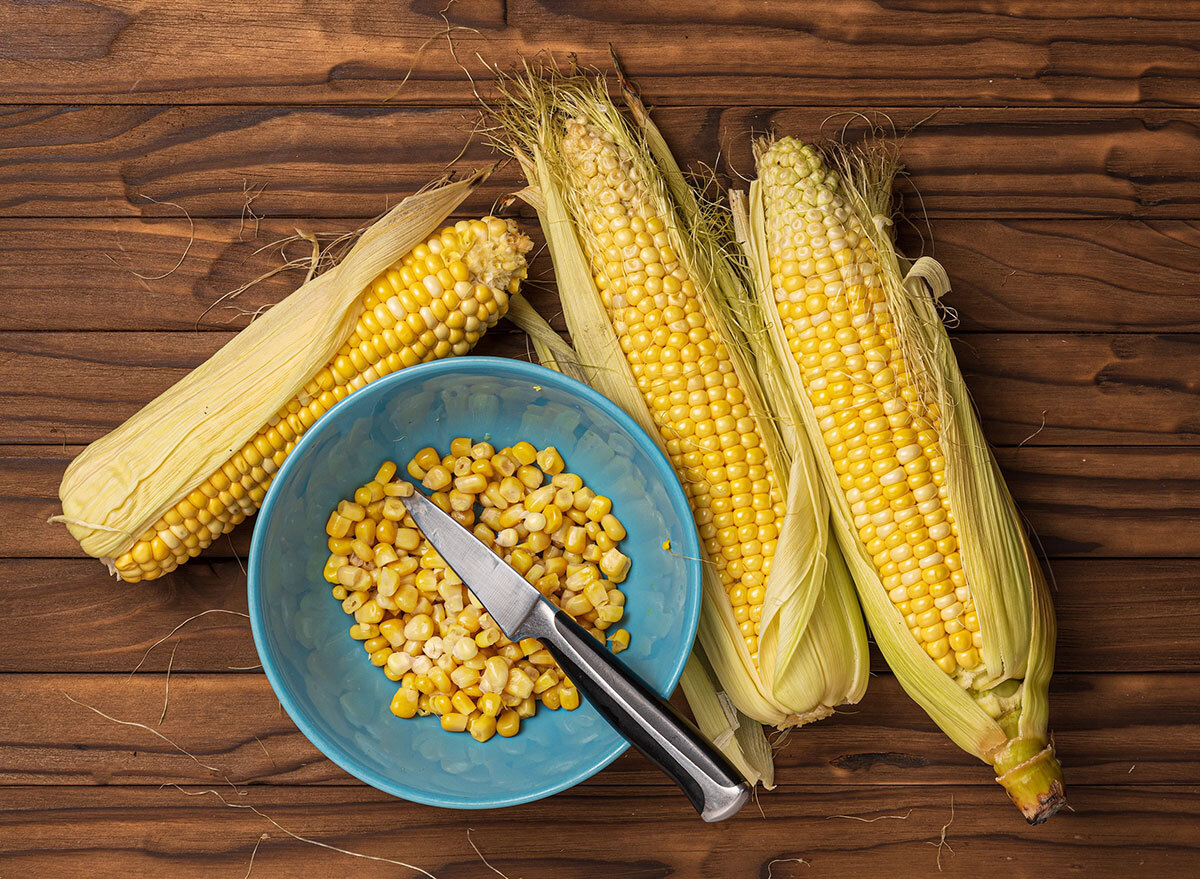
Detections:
[323, 439, 633, 742]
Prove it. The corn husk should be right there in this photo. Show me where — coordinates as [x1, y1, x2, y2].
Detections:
[489, 66, 869, 759]
[736, 136, 1065, 823]
[56, 172, 488, 562]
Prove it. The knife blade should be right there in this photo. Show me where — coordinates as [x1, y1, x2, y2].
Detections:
[401, 488, 750, 822]
[402, 490, 541, 639]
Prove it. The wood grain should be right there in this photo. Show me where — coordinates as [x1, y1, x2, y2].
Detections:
[0, 673, 1189, 788]
[3, 106, 1200, 219]
[1, 558, 1195, 675]
[3, 1, 1200, 109]
[3, 330, 1197, 446]
[8, 445, 1197, 562]
[1, 784, 1197, 878]
[6, 218, 1200, 333]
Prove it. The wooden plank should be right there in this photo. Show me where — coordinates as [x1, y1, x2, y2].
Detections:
[953, 333, 1200, 446]
[3, 106, 1200, 219]
[4, 330, 1198, 446]
[0, 783, 1196, 877]
[0, 559, 259, 674]
[0, 327, 537, 445]
[3, 1, 1200, 109]
[922, 219, 1200, 333]
[6, 218, 1200, 333]
[0, 673, 1189, 788]
[0, 217, 560, 333]
[1, 557, 1196, 675]
[7, 446, 1198, 562]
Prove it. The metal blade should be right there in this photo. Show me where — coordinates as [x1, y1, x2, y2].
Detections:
[401, 491, 541, 638]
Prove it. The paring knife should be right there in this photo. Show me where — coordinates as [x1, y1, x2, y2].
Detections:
[402, 489, 750, 822]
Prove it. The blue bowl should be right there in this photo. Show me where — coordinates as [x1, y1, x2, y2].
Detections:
[248, 356, 702, 810]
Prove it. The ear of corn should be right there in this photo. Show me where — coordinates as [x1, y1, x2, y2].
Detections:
[55, 173, 532, 581]
[737, 135, 1064, 823]
[510, 295, 774, 787]
[489, 67, 869, 767]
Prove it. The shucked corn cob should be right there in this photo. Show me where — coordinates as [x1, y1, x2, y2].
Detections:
[757, 148, 978, 678]
[56, 175, 532, 582]
[559, 117, 787, 663]
[114, 219, 527, 582]
[739, 136, 1064, 822]
[491, 67, 868, 763]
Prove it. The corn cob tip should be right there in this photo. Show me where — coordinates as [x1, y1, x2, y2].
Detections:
[993, 738, 1067, 824]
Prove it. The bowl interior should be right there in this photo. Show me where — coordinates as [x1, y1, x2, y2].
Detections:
[249, 357, 701, 809]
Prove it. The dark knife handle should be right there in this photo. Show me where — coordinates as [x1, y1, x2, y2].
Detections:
[521, 600, 750, 822]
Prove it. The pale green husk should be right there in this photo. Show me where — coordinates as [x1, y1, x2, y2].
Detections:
[737, 135, 1064, 822]
[488, 65, 869, 763]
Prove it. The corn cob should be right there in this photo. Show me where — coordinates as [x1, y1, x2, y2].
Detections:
[56, 177, 531, 581]
[558, 116, 788, 662]
[490, 68, 869, 755]
[739, 135, 1064, 822]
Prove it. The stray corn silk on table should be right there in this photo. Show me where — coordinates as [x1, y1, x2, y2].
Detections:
[489, 66, 869, 786]
[732, 136, 1065, 823]
[326, 443, 633, 741]
[54, 173, 533, 582]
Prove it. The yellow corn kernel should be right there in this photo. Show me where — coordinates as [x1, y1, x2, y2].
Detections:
[586, 495, 612, 521]
[478, 692, 503, 717]
[390, 687, 419, 719]
[562, 593, 592, 617]
[552, 472, 583, 492]
[600, 514, 626, 541]
[496, 709, 521, 737]
[323, 553, 348, 583]
[326, 511, 352, 539]
[451, 691, 477, 715]
[504, 668, 535, 699]
[511, 441, 537, 465]
[369, 647, 392, 667]
[336, 565, 370, 591]
[609, 628, 630, 653]
[558, 683, 580, 711]
[564, 525, 587, 554]
[349, 623, 378, 641]
[383, 480, 414, 498]
[598, 603, 624, 624]
[422, 465, 452, 491]
[469, 712, 497, 742]
[533, 670, 559, 694]
[482, 656, 511, 693]
[536, 446, 564, 474]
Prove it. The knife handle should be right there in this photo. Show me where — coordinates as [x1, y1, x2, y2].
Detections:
[522, 600, 750, 822]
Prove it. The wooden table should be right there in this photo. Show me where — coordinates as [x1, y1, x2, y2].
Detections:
[2, 3, 1199, 876]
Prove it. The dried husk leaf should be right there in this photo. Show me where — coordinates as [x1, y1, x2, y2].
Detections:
[739, 136, 1064, 822]
[58, 173, 487, 560]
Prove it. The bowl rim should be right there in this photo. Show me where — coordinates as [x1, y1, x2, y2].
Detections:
[248, 355, 702, 810]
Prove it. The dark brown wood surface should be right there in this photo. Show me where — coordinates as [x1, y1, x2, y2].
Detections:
[1, 3, 1198, 877]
